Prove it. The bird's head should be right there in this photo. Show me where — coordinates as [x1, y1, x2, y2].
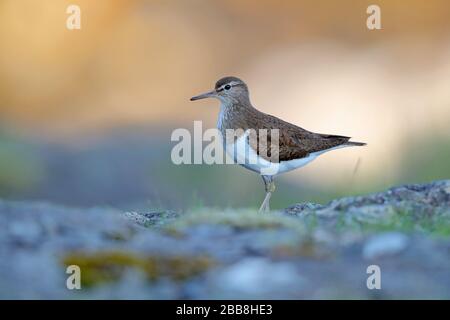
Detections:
[190, 76, 250, 104]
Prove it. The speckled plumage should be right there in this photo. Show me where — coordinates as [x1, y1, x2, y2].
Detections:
[214, 77, 365, 163]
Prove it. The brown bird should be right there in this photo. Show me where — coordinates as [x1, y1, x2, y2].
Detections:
[191, 76, 366, 212]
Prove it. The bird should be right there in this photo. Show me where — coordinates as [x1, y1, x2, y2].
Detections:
[190, 76, 366, 212]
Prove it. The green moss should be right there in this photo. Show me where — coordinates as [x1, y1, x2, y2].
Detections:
[271, 238, 333, 259]
[347, 208, 450, 238]
[62, 251, 214, 287]
[164, 208, 307, 235]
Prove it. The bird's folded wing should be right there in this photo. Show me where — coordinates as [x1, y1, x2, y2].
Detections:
[247, 113, 352, 162]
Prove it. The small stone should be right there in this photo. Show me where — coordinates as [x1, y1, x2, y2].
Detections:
[284, 202, 323, 216]
[444, 185, 450, 195]
[363, 232, 409, 260]
[123, 211, 152, 227]
[215, 258, 304, 297]
[8, 221, 42, 245]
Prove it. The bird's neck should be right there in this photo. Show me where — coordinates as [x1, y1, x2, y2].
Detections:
[217, 99, 256, 134]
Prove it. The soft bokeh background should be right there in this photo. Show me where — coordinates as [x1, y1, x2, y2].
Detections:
[0, 0, 449, 210]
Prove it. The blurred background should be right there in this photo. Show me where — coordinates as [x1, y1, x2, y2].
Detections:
[0, 0, 449, 211]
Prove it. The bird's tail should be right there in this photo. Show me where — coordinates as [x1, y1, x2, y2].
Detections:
[346, 141, 367, 147]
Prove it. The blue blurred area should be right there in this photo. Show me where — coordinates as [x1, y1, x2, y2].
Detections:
[1, 126, 449, 211]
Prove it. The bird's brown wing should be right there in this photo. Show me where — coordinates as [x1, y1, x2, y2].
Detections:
[247, 112, 353, 162]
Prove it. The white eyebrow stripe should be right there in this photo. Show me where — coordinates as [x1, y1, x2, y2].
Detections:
[220, 81, 241, 90]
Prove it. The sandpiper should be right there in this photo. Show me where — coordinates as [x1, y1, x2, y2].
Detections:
[191, 76, 366, 212]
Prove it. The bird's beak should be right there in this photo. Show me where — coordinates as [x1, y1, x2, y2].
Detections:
[190, 90, 216, 101]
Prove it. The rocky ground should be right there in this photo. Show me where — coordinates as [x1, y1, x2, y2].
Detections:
[0, 180, 449, 299]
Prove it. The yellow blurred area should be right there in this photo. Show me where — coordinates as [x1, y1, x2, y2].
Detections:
[0, 0, 449, 189]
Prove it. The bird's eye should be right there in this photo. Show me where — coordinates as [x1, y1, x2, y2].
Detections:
[224, 85, 231, 90]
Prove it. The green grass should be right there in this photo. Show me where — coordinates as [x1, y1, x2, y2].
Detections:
[161, 205, 450, 239]
[335, 208, 450, 238]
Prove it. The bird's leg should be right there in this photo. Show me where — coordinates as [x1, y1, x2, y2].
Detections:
[259, 175, 275, 212]
[259, 192, 271, 212]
